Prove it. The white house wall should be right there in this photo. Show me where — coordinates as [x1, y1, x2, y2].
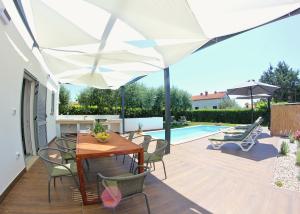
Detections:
[192, 99, 223, 109]
[0, 0, 58, 195]
[124, 117, 163, 132]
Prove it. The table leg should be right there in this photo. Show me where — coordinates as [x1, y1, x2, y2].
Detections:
[137, 149, 144, 173]
[76, 157, 87, 205]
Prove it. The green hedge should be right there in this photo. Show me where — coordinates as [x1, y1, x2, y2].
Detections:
[60, 105, 268, 125]
[59, 105, 163, 118]
[174, 109, 269, 124]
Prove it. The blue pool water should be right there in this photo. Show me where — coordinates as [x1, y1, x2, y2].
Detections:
[144, 125, 228, 144]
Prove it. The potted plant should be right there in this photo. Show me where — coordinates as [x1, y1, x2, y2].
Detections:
[137, 123, 143, 134]
[93, 122, 110, 142]
[93, 122, 106, 135]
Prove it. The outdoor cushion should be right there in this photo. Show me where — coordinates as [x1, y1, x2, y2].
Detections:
[62, 152, 75, 161]
[209, 134, 245, 142]
[223, 129, 246, 134]
[51, 162, 77, 177]
[235, 124, 252, 130]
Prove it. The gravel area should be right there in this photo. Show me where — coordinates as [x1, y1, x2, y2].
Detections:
[273, 139, 300, 192]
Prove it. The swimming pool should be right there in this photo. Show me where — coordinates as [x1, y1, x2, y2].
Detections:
[144, 125, 229, 145]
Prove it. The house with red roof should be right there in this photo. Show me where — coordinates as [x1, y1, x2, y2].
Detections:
[191, 91, 229, 109]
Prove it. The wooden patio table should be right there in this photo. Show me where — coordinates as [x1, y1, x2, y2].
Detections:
[76, 132, 144, 205]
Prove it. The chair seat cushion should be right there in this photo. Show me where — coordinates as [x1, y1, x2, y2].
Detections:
[68, 143, 76, 150]
[51, 162, 77, 177]
[223, 129, 245, 134]
[209, 134, 244, 142]
[62, 152, 75, 161]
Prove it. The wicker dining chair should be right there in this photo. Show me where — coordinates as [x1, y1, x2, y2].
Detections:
[97, 166, 151, 214]
[38, 148, 78, 202]
[129, 135, 152, 172]
[117, 131, 141, 163]
[55, 138, 76, 163]
[143, 139, 168, 180]
[55, 138, 90, 169]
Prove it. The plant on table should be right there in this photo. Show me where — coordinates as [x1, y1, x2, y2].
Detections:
[94, 122, 106, 134]
[280, 141, 289, 156]
[93, 122, 110, 142]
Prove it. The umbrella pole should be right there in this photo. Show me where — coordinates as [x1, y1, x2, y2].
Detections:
[250, 87, 254, 123]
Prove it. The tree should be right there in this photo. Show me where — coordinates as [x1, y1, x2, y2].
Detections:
[59, 85, 70, 114]
[260, 61, 300, 102]
[218, 99, 240, 109]
[75, 83, 192, 115]
[77, 87, 120, 112]
[170, 86, 192, 113]
[77, 88, 92, 106]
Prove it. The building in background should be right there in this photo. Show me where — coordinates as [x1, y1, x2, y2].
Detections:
[192, 91, 229, 109]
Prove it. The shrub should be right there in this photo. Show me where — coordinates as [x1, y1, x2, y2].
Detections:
[280, 141, 289, 155]
[275, 180, 283, 187]
[289, 133, 295, 144]
[296, 150, 300, 166]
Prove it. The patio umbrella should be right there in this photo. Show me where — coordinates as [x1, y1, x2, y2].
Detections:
[227, 80, 279, 122]
[235, 94, 271, 100]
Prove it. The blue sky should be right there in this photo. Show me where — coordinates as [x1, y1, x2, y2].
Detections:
[65, 15, 300, 101]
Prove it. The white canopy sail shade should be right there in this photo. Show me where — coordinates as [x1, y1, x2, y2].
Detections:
[57, 69, 136, 89]
[19, 0, 300, 89]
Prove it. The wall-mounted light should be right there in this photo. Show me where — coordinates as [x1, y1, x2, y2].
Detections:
[0, 8, 11, 25]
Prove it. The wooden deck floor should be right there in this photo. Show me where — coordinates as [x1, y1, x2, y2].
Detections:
[1, 130, 300, 214]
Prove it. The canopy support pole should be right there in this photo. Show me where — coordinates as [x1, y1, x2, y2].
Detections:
[164, 67, 171, 154]
[120, 86, 125, 134]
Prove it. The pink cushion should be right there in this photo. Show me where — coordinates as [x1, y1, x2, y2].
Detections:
[101, 186, 122, 208]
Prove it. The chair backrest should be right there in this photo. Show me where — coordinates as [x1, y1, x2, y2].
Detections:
[155, 139, 168, 156]
[38, 148, 65, 175]
[55, 138, 76, 150]
[102, 168, 150, 198]
[127, 131, 135, 141]
[146, 139, 168, 160]
[141, 135, 152, 151]
[240, 120, 261, 139]
[253, 116, 263, 125]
